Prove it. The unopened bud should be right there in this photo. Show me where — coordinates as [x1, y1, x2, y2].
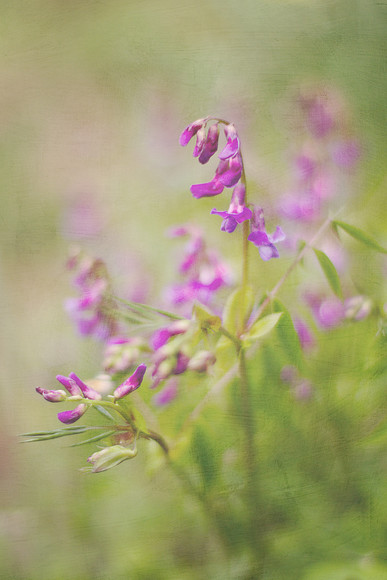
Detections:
[87, 445, 137, 473]
[113, 364, 146, 400]
[36, 388, 67, 402]
[187, 350, 216, 372]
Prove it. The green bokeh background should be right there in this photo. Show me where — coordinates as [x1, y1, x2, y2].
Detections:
[1, 1, 386, 578]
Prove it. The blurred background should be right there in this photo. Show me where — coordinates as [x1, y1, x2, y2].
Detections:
[1, 1, 386, 578]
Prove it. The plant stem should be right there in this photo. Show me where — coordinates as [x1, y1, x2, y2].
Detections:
[247, 213, 336, 329]
[238, 347, 266, 577]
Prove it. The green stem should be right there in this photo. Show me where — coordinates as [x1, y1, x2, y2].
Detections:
[238, 347, 266, 577]
[247, 213, 337, 329]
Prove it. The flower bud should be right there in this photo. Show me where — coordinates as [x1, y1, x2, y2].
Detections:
[87, 445, 137, 473]
[113, 364, 146, 400]
[344, 296, 372, 321]
[36, 388, 67, 402]
[57, 403, 87, 424]
[68, 372, 102, 400]
[56, 375, 83, 397]
[187, 350, 216, 372]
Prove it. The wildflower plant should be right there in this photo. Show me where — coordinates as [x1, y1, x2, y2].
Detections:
[24, 105, 387, 578]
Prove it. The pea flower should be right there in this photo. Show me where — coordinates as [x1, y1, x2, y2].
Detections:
[113, 364, 147, 400]
[248, 206, 285, 260]
[211, 183, 252, 233]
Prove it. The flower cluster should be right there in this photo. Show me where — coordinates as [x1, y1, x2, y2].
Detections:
[166, 224, 231, 307]
[180, 117, 285, 260]
[65, 249, 118, 340]
[278, 86, 361, 224]
[305, 292, 372, 330]
[150, 319, 216, 395]
[36, 364, 147, 424]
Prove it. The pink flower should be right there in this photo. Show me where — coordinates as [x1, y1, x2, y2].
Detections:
[211, 183, 252, 233]
[248, 207, 285, 260]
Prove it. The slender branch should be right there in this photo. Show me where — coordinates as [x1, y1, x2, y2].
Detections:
[247, 213, 337, 329]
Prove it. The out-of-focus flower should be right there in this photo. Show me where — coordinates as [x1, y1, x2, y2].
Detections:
[331, 139, 361, 169]
[248, 206, 285, 260]
[103, 336, 150, 374]
[305, 293, 345, 329]
[166, 225, 231, 308]
[65, 252, 118, 341]
[187, 350, 216, 372]
[294, 318, 316, 351]
[344, 295, 372, 321]
[211, 183, 252, 233]
[87, 445, 137, 473]
[152, 379, 178, 407]
[113, 364, 147, 400]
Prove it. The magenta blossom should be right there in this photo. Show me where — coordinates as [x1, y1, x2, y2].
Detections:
[211, 183, 252, 233]
[248, 206, 285, 260]
[179, 117, 208, 147]
[113, 364, 147, 400]
[152, 379, 178, 407]
[58, 404, 87, 425]
[35, 388, 67, 402]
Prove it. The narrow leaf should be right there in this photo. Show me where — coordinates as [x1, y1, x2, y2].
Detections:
[333, 220, 387, 254]
[193, 303, 222, 332]
[69, 430, 116, 447]
[93, 405, 115, 422]
[273, 299, 304, 370]
[117, 297, 182, 321]
[242, 312, 283, 347]
[222, 286, 254, 335]
[313, 248, 342, 298]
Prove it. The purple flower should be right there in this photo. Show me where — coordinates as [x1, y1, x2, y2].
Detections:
[57, 404, 87, 424]
[305, 293, 345, 329]
[190, 178, 225, 198]
[56, 374, 83, 397]
[216, 156, 243, 187]
[35, 388, 67, 402]
[248, 207, 285, 260]
[67, 372, 102, 400]
[113, 364, 147, 400]
[294, 318, 316, 350]
[152, 379, 178, 406]
[211, 183, 252, 233]
[219, 124, 240, 160]
[179, 118, 207, 147]
[331, 139, 361, 169]
[198, 123, 220, 164]
[151, 320, 190, 351]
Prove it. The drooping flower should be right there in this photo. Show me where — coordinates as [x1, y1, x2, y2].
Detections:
[182, 118, 244, 199]
[65, 252, 119, 341]
[211, 183, 252, 233]
[247, 206, 285, 260]
[179, 117, 208, 147]
[218, 123, 240, 160]
[166, 225, 231, 308]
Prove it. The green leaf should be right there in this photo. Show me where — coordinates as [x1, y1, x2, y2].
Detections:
[272, 299, 304, 370]
[192, 303, 222, 333]
[242, 312, 283, 347]
[69, 430, 117, 447]
[312, 248, 342, 298]
[222, 285, 254, 335]
[93, 405, 115, 422]
[117, 297, 182, 321]
[333, 220, 387, 254]
[190, 423, 219, 490]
